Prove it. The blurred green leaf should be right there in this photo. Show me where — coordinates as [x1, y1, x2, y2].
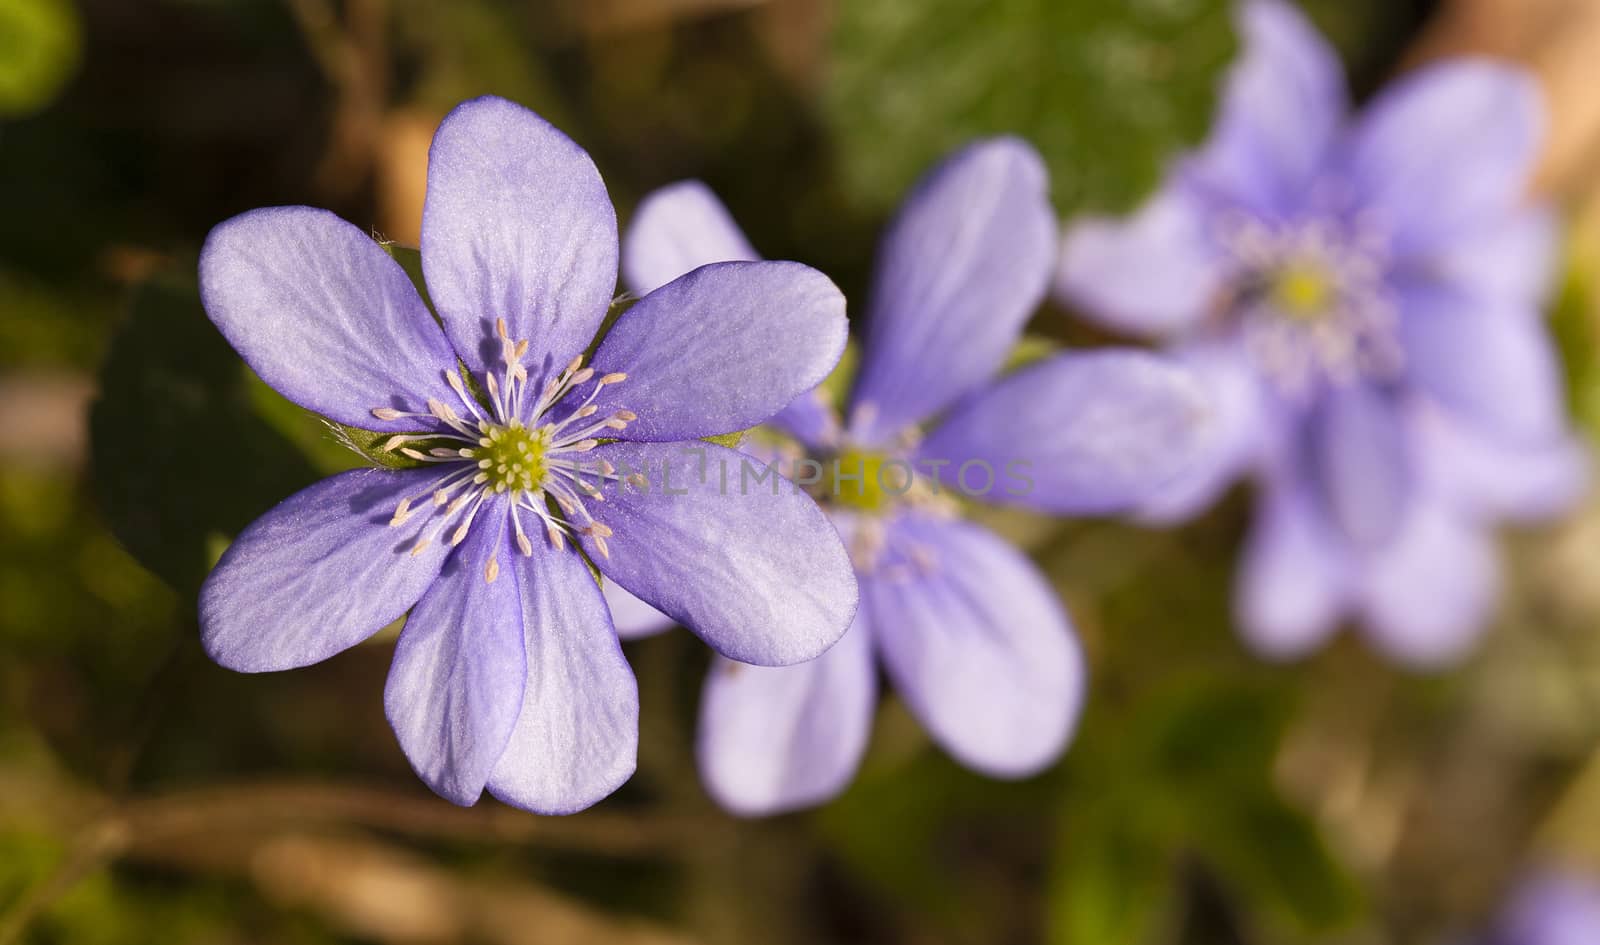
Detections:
[89, 273, 321, 597]
[824, 0, 1236, 215]
[1550, 248, 1600, 433]
[0, 0, 80, 116]
[1048, 794, 1176, 945]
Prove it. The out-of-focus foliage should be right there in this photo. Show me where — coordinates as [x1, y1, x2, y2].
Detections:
[0, 0, 79, 116]
[89, 275, 323, 598]
[824, 0, 1236, 215]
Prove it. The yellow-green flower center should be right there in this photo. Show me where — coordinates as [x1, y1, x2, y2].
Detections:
[471, 422, 549, 495]
[1268, 261, 1336, 320]
[829, 448, 905, 513]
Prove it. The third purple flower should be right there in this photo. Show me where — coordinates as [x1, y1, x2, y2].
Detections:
[1057, 0, 1590, 667]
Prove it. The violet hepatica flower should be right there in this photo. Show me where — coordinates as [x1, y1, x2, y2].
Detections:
[609, 139, 1213, 814]
[197, 96, 856, 813]
[1057, 0, 1589, 667]
[1484, 870, 1600, 945]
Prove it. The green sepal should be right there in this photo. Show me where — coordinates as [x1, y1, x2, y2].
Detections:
[1003, 334, 1064, 374]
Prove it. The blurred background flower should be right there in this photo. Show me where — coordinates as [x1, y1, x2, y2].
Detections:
[6, 1, 1600, 944]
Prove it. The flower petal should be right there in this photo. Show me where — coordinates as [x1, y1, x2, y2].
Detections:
[486, 533, 639, 815]
[198, 207, 460, 431]
[867, 515, 1083, 778]
[850, 138, 1057, 444]
[585, 441, 857, 667]
[1055, 184, 1226, 338]
[1190, 0, 1349, 214]
[1310, 383, 1410, 547]
[1398, 284, 1567, 444]
[420, 96, 618, 380]
[579, 261, 847, 442]
[1136, 342, 1266, 523]
[199, 468, 453, 672]
[1414, 402, 1591, 524]
[603, 580, 675, 640]
[1356, 496, 1500, 668]
[696, 612, 877, 816]
[1413, 208, 1558, 308]
[1342, 61, 1544, 258]
[384, 503, 524, 806]
[917, 350, 1213, 515]
[622, 180, 759, 294]
[1235, 470, 1350, 660]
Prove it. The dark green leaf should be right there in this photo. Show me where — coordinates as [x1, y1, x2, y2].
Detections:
[824, 0, 1236, 216]
[89, 272, 322, 597]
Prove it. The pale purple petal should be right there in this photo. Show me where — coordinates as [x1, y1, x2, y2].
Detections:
[868, 515, 1083, 778]
[1413, 401, 1590, 524]
[585, 441, 857, 667]
[1055, 184, 1226, 338]
[199, 468, 453, 672]
[198, 207, 460, 431]
[1342, 61, 1545, 258]
[1412, 208, 1559, 307]
[603, 580, 675, 640]
[917, 350, 1213, 515]
[1310, 383, 1410, 547]
[1399, 285, 1567, 445]
[769, 390, 844, 451]
[1496, 871, 1600, 945]
[486, 531, 639, 815]
[1356, 495, 1500, 668]
[1235, 469, 1350, 659]
[579, 261, 846, 442]
[384, 504, 524, 806]
[850, 138, 1057, 444]
[622, 180, 759, 294]
[696, 613, 876, 816]
[1136, 342, 1267, 523]
[1190, 0, 1349, 215]
[420, 96, 617, 380]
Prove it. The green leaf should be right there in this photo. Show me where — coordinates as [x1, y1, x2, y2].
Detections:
[89, 272, 321, 597]
[824, 0, 1236, 216]
[0, 0, 80, 117]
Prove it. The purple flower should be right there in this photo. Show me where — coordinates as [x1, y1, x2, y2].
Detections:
[1487, 871, 1600, 945]
[196, 96, 857, 813]
[611, 140, 1213, 814]
[1056, 0, 1589, 667]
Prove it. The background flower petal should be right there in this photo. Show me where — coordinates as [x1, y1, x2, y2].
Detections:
[486, 534, 639, 815]
[1399, 285, 1567, 445]
[868, 516, 1083, 778]
[622, 179, 759, 294]
[849, 138, 1057, 445]
[384, 505, 524, 807]
[1055, 184, 1226, 338]
[918, 350, 1214, 515]
[1342, 61, 1545, 258]
[199, 468, 453, 673]
[199, 206, 460, 431]
[1356, 497, 1500, 668]
[1136, 342, 1266, 523]
[1190, 0, 1350, 214]
[603, 580, 675, 640]
[1409, 208, 1558, 308]
[696, 613, 876, 816]
[420, 96, 618, 384]
[1310, 383, 1410, 547]
[578, 260, 847, 442]
[1413, 401, 1590, 524]
[587, 441, 857, 667]
[1235, 470, 1350, 660]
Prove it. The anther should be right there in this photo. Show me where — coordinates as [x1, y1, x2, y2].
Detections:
[409, 537, 433, 558]
[372, 407, 405, 421]
[517, 533, 533, 557]
[390, 499, 413, 527]
[484, 554, 500, 584]
[599, 372, 627, 385]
